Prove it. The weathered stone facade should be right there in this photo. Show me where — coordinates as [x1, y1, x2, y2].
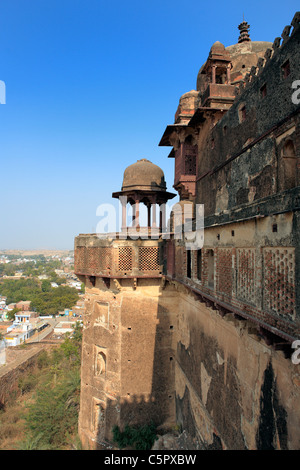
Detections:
[76, 13, 300, 450]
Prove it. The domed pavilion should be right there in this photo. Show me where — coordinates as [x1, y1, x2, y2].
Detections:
[112, 158, 176, 232]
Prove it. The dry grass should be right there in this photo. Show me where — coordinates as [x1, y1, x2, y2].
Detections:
[0, 337, 82, 450]
[0, 353, 51, 450]
[0, 399, 27, 450]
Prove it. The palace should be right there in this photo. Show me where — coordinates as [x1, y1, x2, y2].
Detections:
[75, 12, 300, 450]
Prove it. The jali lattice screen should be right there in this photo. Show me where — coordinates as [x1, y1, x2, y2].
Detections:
[263, 247, 295, 319]
[138, 247, 160, 271]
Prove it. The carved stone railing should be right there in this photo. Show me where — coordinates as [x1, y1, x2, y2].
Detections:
[74, 233, 165, 278]
[200, 83, 236, 107]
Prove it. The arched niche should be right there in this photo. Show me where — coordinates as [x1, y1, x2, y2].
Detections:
[279, 138, 297, 191]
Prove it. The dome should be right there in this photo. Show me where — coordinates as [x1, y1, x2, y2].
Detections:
[225, 41, 273, 83]
[122, 159, 166, 192]
[180, 90, 199, 100]
[195, 20, 273, 91]
[178, 90, 199, 109]
[210, 41, 226, 54]
[175, 90, 200, 124]
[196, 40, 273, 91]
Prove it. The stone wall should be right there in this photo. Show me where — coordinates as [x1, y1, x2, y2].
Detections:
[0, 346, 42, 407]
[196, 24, 300, 216]
[170, 213, 299, 342]
[78, 278, 177, 449]
[168, 281, 300, 450]
[77, 276, 300, 450]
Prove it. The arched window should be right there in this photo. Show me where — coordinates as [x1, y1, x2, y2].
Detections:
[281, 139, 297, 190]
[207, 249, 215, 289]
[238, 103, 246, 123]
[95, 348, 106, 376]
[186, 250, 191, 278]
[197, 249, 202, 281]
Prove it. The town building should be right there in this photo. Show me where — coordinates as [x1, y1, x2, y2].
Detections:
[75, 13, 300, 450]
[5, 312, 37, 346]
[5, 312, 48, 347]
[54, 318, 82, 337]
[16, 300, 31, 311]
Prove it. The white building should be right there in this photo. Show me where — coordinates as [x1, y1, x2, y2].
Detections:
[54, 319, 82, 336]
[5, 325, 35, 346]
[5, 311, 45, 346]
[0, 339, 6, 365]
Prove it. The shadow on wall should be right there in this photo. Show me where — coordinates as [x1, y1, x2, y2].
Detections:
[256, 361, 288, 450]
[89, 282, 289, 451]
[175, 314, 289, 450]
[92, 291, 176, 448]
[175, 322, 248, 450]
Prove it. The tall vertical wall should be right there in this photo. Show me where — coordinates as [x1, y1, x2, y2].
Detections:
[169, 281, 300, 450]
[78, 275, 300, 450]
[78, 277, 177, 449]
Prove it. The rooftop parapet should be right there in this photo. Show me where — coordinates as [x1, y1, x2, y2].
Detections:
[235, 11, 300, 95]
[200, 83, 236, 108]
[74, 234, 165, 279]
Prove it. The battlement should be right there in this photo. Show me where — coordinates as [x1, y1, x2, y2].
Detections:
[236, 11, 300, 95]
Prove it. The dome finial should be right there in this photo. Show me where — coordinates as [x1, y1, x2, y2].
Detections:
[238, 18, 251, 43]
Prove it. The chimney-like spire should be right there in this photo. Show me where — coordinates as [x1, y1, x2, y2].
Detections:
[238, 19, 251, 43]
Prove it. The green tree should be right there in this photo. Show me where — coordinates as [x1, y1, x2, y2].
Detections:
[60, 323, 82, 366]
[112, 423, 158, 450]
[0, 278, 79, 316]
[0, 278, 40, 304]
[7, 307, 20, 321]
[3, 264, 16, 276]
[41, 280, 51, 292]
[19, 333, 82, 450]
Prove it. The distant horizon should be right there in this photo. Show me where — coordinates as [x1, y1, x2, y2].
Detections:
[0, 248, 74, 253]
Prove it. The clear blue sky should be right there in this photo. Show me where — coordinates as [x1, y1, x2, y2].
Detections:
[0, 0, 298, 250]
